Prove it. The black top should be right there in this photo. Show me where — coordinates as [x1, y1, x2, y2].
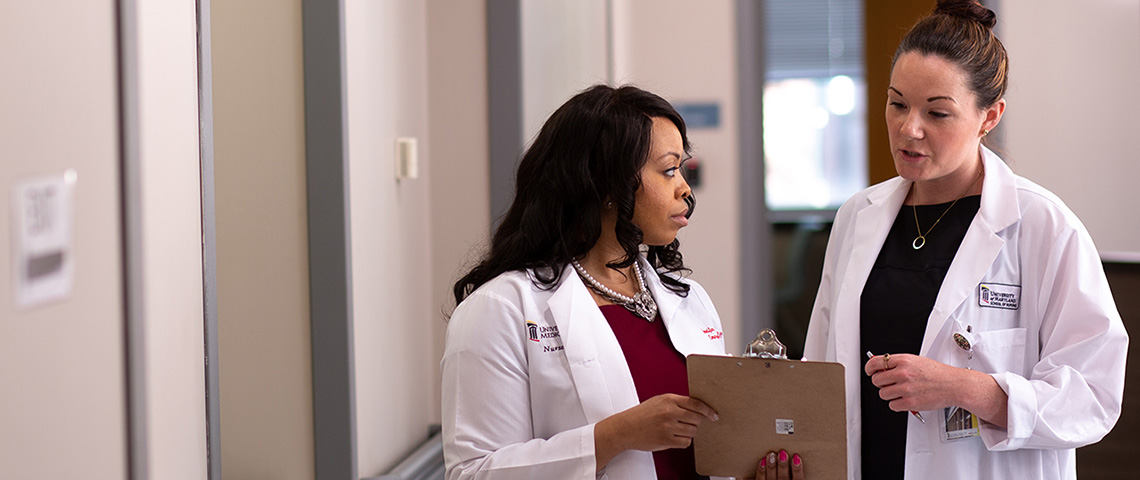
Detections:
[859, 195, 980, 480]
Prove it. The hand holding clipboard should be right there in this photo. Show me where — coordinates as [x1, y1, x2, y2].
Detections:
[687, 353, 847, 479]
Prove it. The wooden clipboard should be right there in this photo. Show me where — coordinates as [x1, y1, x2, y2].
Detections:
[687, 354, 847, 479]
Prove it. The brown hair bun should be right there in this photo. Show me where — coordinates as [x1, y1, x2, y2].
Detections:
[935, 0, 997, 29]
[894, 0, 1008, 108]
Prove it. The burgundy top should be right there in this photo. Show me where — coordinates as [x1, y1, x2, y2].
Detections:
[600, 304, 705, 480]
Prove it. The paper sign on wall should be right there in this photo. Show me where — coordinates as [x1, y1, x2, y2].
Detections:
[12, 171, 76, 309]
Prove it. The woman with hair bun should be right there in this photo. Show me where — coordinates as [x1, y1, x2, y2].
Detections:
[803, 1, 1128, 479]
[444, 84, 805, 480]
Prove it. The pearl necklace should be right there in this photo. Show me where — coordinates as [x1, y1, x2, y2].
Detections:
[571, 259, 659, 321]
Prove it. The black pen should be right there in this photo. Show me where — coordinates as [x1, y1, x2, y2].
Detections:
[866, 351, 926, 423]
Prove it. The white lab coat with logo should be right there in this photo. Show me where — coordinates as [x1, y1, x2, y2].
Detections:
[442, 257, 726, 480]
[804, 147, 1128, 480]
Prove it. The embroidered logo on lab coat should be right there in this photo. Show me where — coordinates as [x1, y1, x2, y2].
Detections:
[979, 283, 1020, 310]
[527, 321, 564, 352]
[526, 320, 540, 342]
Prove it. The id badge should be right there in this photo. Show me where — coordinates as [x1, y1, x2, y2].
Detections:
[940, 406, 980, 442]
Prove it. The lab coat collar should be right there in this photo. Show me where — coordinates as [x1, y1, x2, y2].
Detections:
[546, 256, 687, 348]
[639, 257, 681, 326]
[546, 262, 641, 423]
[839, 147, 1025, 358]
[920, 146, 1022, 356]
[861, 145, 1020, 222]
[544, 256, 713, 422]
[977, 145, 1021, 234]
[835, 178, 909, 368]
[639, 256, 717, 357]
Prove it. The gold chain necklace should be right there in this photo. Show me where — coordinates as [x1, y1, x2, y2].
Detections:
[911, 171, 982, 250]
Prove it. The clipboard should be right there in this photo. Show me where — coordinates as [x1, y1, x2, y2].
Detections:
[687, 354, 847, 479]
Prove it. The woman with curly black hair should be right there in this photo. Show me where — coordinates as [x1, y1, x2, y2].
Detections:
[443, 85, 804, 480]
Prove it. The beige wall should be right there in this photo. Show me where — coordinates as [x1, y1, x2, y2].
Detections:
[520, 1, 611, 143]
[0, 1, 128, 478]
[210, 0, 489, 475]
[136, 0, 209, 477]
[998, 0, 1140, 260]
[208, 0, 738, 475]
[509, 0, 745, 351]
[613, 0, 744, 351]
[209, 1, 740, 473]
[212, 0, 315, 478]
[2, 0, 209, 477]
[427, 0, 490, 425]
[344, 0, 437, 475]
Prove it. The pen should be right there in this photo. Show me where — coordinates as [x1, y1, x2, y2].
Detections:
[866, 351, 926, 423]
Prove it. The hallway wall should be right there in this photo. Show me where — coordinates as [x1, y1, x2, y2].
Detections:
[212, 0, 315, 478]
[343, 0, 436, 475]
[999, 0, 1140, 259]
[2, 1, 208, 477]
[0, 2, 127, 478]
[135, 0, 209, 477]
[426, 0, 490, 426]
[212, 0, 485, 476]
[614, 0, 745, 350]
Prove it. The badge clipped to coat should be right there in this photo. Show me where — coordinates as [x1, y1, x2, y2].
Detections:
[942, 328, 981, 442]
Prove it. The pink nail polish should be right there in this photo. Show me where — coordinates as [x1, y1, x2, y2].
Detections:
[760, 456, 767, 467]
[779, 450, 788, 462]
[793, 454, 802, 467]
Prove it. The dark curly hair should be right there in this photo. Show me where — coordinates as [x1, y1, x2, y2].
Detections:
[453, 84, 695, 305]
[894, 0, 1009, 109]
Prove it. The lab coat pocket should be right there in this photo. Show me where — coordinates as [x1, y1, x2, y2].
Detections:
[971, 327, 1028, 376]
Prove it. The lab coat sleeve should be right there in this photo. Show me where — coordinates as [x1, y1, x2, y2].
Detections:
[803, 199, 855, 361]
[803, 258, 834, 360]
[443, 290, 598, 480]
[981, 222, 1128, 451]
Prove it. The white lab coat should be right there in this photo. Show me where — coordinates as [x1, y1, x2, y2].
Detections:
[804, 146, 1128, 480]
[442, 257, 726, 480]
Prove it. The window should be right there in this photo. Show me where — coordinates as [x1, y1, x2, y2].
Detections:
[764, 0, 866, 213]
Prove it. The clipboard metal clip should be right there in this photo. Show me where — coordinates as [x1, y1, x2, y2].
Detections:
[744, 328, 787, 359]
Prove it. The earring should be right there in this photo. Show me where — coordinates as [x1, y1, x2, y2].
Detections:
[605, 201, 614, 209]
[983, 129, 990, 136]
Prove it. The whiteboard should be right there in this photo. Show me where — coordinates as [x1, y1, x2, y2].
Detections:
[998, 1, 1140, 261]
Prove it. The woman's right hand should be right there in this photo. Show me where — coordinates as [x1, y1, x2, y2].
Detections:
[755, 450, 805, 480]
[593, 393, 717, 469]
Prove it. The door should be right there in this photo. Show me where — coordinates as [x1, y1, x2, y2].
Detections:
[0, 1, 130, 478]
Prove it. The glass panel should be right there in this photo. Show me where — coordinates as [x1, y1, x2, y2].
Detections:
[763, 0, 867, 211]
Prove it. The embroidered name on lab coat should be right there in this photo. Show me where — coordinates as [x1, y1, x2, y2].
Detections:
[978, 283, 1021, 310]
[539, 325, 560, 340]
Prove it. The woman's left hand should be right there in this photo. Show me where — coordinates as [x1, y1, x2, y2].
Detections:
[865, 353, 959, 412]
[864, 353, 1008, 426]
[754, 450, 804, 480]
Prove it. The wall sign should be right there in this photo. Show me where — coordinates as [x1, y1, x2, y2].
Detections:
[13, 170, 76, 309]
[674, 102, 721, 129]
